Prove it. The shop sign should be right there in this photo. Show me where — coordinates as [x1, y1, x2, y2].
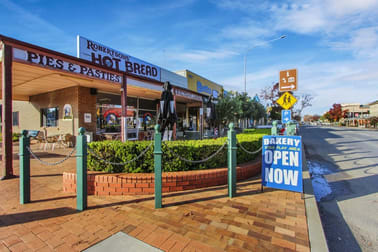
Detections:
[197, 81, 212, 96]
[174, 88, 202, 101]
[13, 48, 122, 84]
[262, 135, 303, 192]
[77, 36, 161, 82]
[63, 104, 73, 120]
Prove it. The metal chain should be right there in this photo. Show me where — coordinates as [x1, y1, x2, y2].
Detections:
[27, 146, 77, 166]
[237, 139, 262, 155]
[163, 140, 228, 164]
[87, 141, 153, 166]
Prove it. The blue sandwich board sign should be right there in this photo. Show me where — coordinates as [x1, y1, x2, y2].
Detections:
[262, 135, 303, 192]
[281, 110, 291, 124]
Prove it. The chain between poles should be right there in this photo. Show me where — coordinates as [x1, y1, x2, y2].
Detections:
[26, 146, 77, 166]
[237, 140, 262, 155]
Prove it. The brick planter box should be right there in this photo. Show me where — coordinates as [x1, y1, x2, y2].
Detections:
[63, 160, 261, 196]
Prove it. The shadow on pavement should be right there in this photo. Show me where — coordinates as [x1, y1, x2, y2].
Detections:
[0, 207, 78, 227]
[301, 126, 367, 251]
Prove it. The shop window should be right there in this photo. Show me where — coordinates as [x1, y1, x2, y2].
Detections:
[139, 98, 157, 110]
[128, 97, 137, 107]
[12, 112, 19, 126]
[40, 107, 59, 127]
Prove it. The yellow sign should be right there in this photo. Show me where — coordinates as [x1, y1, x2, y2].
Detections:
[176, 70, 223, 98]
[277, 92, 297, 110]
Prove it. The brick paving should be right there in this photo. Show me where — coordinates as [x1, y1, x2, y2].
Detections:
[0, 143, 310, 251]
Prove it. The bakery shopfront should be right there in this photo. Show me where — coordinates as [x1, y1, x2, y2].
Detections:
[0, 34, 205, 178]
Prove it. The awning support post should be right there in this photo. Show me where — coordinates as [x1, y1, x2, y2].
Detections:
[1, 43, 14, 180]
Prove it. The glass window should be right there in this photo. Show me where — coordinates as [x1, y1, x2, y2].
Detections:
[127, 97, 137, 107]
[12, 111, 19, 126]
[41, 107, 59, 127]
[139, 98, 157, 110]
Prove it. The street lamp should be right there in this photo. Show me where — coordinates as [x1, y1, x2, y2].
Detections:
[244, 35, 286, 94]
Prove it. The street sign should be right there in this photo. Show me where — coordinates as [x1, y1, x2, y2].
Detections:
[277, 92, 297, 110]
[281, 110, 291, 124]
[253, 94, 260, 103]
[279, 69, 297, 92]
[262, 135, 303, 192]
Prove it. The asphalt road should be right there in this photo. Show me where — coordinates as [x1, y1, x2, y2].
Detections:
[301, 126, 378, 252]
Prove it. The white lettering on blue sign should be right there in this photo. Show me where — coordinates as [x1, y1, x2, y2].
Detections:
[262, 135, 303, 192]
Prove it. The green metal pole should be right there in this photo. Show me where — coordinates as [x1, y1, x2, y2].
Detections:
[154, 124, 162, 209]
[19, 130, 30, 204]
[76, 127, 87, 211]
[228, 123, 237, 198]
[271, 120, 278, 135]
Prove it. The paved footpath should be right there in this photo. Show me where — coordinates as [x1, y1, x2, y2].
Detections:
[0, 144, 310, 251]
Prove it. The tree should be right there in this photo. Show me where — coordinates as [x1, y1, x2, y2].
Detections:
[370, 117, 378, 128]
[293, 94, 314, 119]
[215, 91, 266, 128]
[260, 82, 282, 120]
[215, 92, 237, 128]
[321, 111, 332, 122]
[312, 114, 320, 121]
[328, 103, 342, 122]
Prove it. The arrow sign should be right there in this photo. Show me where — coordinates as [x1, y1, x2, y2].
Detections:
[279, 69, 297, 92]
[281, 84, 296, 89]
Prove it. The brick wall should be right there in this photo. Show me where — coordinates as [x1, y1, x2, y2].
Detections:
[77, 87, 97, 134]
[29, 86, 79, 136]
[20, 86, 97, 136]
[63, 160, 261, 196]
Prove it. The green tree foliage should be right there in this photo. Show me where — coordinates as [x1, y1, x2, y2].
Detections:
[329, 103, 343, 121]
[215, 91, 266, 127]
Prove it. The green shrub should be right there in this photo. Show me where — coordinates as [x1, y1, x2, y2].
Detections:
[0, 133, 21, 142]
[87, 132, 266, 173]
[243, 128, 270, 135]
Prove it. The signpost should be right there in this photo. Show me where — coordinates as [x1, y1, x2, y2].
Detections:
[277, 92, 297, 110]
[279, 69, 297, 92]
[281, 110, 291, 124]
[262, 135, 303, 192]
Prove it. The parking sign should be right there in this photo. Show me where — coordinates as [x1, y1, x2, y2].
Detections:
[282, 110, 291, 124]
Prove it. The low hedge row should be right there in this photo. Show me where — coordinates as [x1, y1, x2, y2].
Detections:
[243, 128, 270, 135]
[87, 131, 266, 173]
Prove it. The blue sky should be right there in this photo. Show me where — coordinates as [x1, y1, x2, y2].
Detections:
[1, 0, 378, 115]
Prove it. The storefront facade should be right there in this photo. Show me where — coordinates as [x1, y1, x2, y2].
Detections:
[176, 69, 223, 99]
[0, 34, 206, 178]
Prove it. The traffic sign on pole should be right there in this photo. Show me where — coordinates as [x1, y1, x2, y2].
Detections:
[277, 92, 297, 110]
[279, 69, 297, 92]
[281, 110, 291, 124]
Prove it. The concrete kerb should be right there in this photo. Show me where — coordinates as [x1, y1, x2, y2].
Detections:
[302, 143, 329, 252]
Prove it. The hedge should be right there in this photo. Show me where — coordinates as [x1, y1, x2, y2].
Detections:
[243, 128, 270, 135]
[87, 131, 267, 173]
[0, 133, 21, 142]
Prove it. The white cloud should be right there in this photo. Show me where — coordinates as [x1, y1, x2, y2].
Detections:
[169, 49, 237, 63]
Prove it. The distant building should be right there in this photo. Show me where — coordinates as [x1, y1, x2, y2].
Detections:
[341, 101, 377, 127]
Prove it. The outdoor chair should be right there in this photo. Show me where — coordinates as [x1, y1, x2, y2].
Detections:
[35, 131, 47, 150]
[44, 135, 58, 151]
[62, 134, 74, 148]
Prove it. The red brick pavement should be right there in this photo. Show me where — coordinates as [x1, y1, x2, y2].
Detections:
[0, 144, 310, 251]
